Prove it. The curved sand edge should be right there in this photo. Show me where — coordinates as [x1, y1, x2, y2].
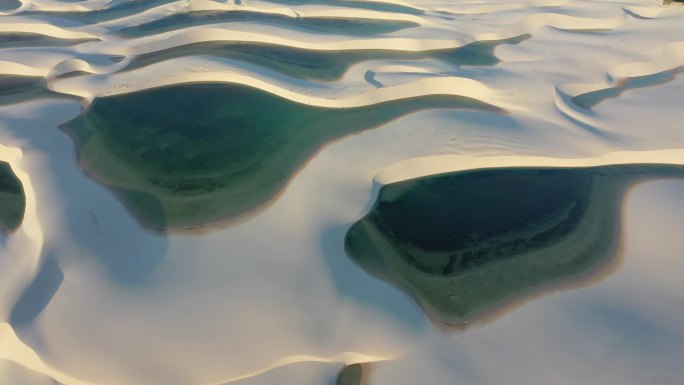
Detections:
[0, 144, 43, 321]
[374, 149, 684, 185]
[56, 67, 500, 109]
[1, 0, 684, 383]
[124, 10, 627, 56]
[0, 20, 99, 40]
[1, 319, 390, 385]
[556, 41, 684, 116]
[0, 323, 99, 385]
[0, 61, 48, 77]
[203, 352, 390, 385]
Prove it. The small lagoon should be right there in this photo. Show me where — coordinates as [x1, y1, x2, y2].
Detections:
[117, 11, 419, 38]
[345, 165, 684, 326]
[63, 82, 499, 229]
[0, 161, 25, 231]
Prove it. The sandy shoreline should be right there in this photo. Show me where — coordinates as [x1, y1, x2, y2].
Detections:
[1, 0, 684, 384]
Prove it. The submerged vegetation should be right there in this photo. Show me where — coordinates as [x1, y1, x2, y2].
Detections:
[63, 82, 499, 229]
[345, 165, 684, 326]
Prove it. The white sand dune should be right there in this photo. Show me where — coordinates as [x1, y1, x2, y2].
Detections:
[17, 0, 119, 13]
[556, 40, 684, 117]
[50, 57, 499, 107]
[126, 27, 470, 57]
[1, 0, 684, 384]
[374, 149, 684, 185]
[0, 322, 101, 385]
[0, 19, 99, 40]
[0, 61, 47, 77]
[2, 317, 385, 385]
[624, 2, 684, 18]
[0, 144, 42, 322]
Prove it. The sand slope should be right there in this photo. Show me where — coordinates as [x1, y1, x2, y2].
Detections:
[1, 0, 684, 384]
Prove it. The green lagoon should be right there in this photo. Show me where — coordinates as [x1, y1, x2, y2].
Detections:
[117, 11, 418, 38]
[0, 161, 25, 232]
[345, 165, 684, 326]
[127, 35, 528, 81]
[63, 82, 499, 229]
[22, 0, 175, 24]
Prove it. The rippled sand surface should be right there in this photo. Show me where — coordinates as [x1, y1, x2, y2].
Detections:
[1, 1, 684, 384]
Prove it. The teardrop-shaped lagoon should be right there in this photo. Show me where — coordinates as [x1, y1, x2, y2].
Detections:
[63, 82, 499, 229]
[345, 165, 684, 327]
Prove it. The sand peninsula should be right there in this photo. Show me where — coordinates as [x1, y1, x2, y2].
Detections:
[0, 161, 25, 231]
[346, 163, 684, 328]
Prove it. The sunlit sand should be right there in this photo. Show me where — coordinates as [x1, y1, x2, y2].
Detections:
[1, 0, 684, 384]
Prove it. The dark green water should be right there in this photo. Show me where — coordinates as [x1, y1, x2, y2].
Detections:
[20, 0, 175, 24]
[0, 32, 99, 49]
[117, 10, 419, 38]
[63, 82, 499, 229]
[127, 35, 529, 81]
[20, 0, 421, 25]
[345, 165, 684, 326]
[336, 364, 364, 385]
[0, 161, 25, 231]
